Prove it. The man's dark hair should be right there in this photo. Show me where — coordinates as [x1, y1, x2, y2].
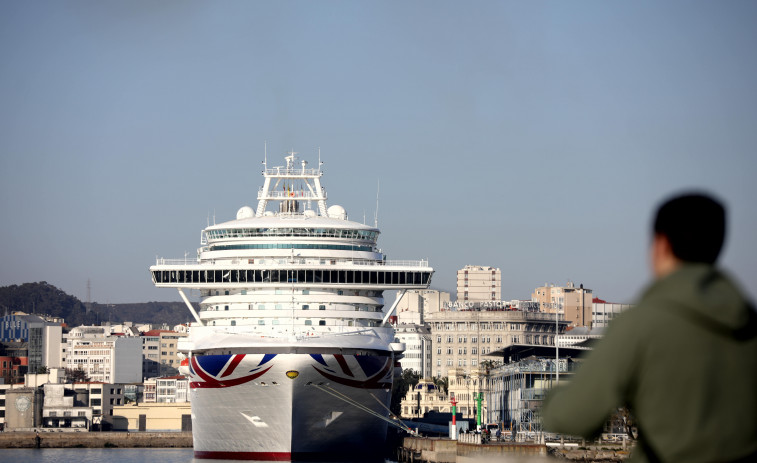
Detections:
[653, 192, 726, 264]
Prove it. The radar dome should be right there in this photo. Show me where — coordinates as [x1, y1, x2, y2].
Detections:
[236, 206, 254, 220]
[303, 210, 317, 218]
[327, 205, 347, 220]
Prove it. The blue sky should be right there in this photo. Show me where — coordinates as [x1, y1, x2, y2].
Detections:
[1, 1, 756, 305]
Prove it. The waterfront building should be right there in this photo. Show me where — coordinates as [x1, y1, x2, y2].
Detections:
[484, 349, 577, 433]
[3, 387, 43, 431]
[532, 282, 593, 328]
[448, 367, 488, 421]
[143, 375, 189, 403]
[457, 265, 501, 302]
[111, 402, 192, 432]
[66, 334, 142, 383]
[592, 298, 632, 328]
[42, 382, 93, 430]
[427, 308, 568, 378]
[399, 378, 450, 419]
[394, 324, 432, 378]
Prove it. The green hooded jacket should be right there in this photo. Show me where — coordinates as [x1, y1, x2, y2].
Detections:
[542, 264, 757, 462]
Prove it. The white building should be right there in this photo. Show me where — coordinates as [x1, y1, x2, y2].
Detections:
[143, 375, 190, 403]
[593, 300, 633, 328]
[394, 324, 432, 378]
[395, 290, 450, 325]
[66, 335, 142, 384]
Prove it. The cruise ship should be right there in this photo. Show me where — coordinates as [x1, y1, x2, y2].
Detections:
[150, 152, 433, 461]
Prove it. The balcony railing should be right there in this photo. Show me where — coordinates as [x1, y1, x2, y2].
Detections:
[154, 257, 429, 268]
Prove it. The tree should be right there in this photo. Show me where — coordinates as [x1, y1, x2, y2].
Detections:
[36, 366, 50, 374]
[391, 369, 421, 416]
[432, 376, 449, 395]
[65, 367, 90, 383]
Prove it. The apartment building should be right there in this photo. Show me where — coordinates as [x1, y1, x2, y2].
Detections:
[66, 334, 142, 384]
[457, 266, 501, 302]
[531, 282, 593, 328]
[143, 375, 189, 403]
[141, 330, 187, 378]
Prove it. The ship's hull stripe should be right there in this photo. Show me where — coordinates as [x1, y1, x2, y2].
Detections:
[194, 450, 291, 460]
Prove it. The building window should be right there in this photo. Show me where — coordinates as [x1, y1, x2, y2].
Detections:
[319, 320, 326, 326]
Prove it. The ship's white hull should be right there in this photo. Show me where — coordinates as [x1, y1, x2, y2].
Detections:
[189, 350, 395, 460]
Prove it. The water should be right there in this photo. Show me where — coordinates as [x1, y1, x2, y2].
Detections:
[0, 448, 398, 463]
[0, 448, 194, 463]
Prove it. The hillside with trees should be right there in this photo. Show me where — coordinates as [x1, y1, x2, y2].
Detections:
[0, 282, 193, 328]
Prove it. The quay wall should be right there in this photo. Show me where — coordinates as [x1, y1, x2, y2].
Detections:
[399, 436, 630, 462]
[400, 437, 457, 463]
[457, 442, 547, 463]
[0, 431, 193, 449]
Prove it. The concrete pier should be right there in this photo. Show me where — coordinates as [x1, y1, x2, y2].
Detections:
[397, 436, 630, 462]
[398, 436, 548, 463]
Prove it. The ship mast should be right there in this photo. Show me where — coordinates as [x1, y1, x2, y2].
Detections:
[255, 151, 328, 217]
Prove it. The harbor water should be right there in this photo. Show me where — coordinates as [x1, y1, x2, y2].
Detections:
[0, 448, 399, 463]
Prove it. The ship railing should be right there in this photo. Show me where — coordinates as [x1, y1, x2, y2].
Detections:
[263, 167, 322, 177]
[154, 257, 430, 268]
[355, 259, 429, 267]
[155, 257, 200, 265]
[257, 190, 324, 200]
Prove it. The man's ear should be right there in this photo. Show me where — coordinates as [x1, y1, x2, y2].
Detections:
[651, 233, 679, 278]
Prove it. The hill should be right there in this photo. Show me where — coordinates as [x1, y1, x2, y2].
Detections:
[0, 282, 194, 328]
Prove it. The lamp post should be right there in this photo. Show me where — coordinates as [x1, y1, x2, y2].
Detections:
[555, 303, 561, 384]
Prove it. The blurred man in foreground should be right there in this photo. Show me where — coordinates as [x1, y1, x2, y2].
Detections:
[542, 193, 757, 462]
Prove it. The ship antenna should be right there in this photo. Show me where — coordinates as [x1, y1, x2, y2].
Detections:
[374, 179, 380, 228]
[263, 140, 267, 170]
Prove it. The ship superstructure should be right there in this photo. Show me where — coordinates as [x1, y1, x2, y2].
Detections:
[150, 152, 433, 460]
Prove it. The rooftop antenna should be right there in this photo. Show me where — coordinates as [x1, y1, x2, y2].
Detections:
[374, 179, 380, 228]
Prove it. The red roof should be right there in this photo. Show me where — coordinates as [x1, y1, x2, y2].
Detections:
[141, 329, 176, 337]
[592, 297, 607, 304]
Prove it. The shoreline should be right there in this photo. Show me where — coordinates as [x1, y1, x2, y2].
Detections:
[0, 431, 193, 449]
